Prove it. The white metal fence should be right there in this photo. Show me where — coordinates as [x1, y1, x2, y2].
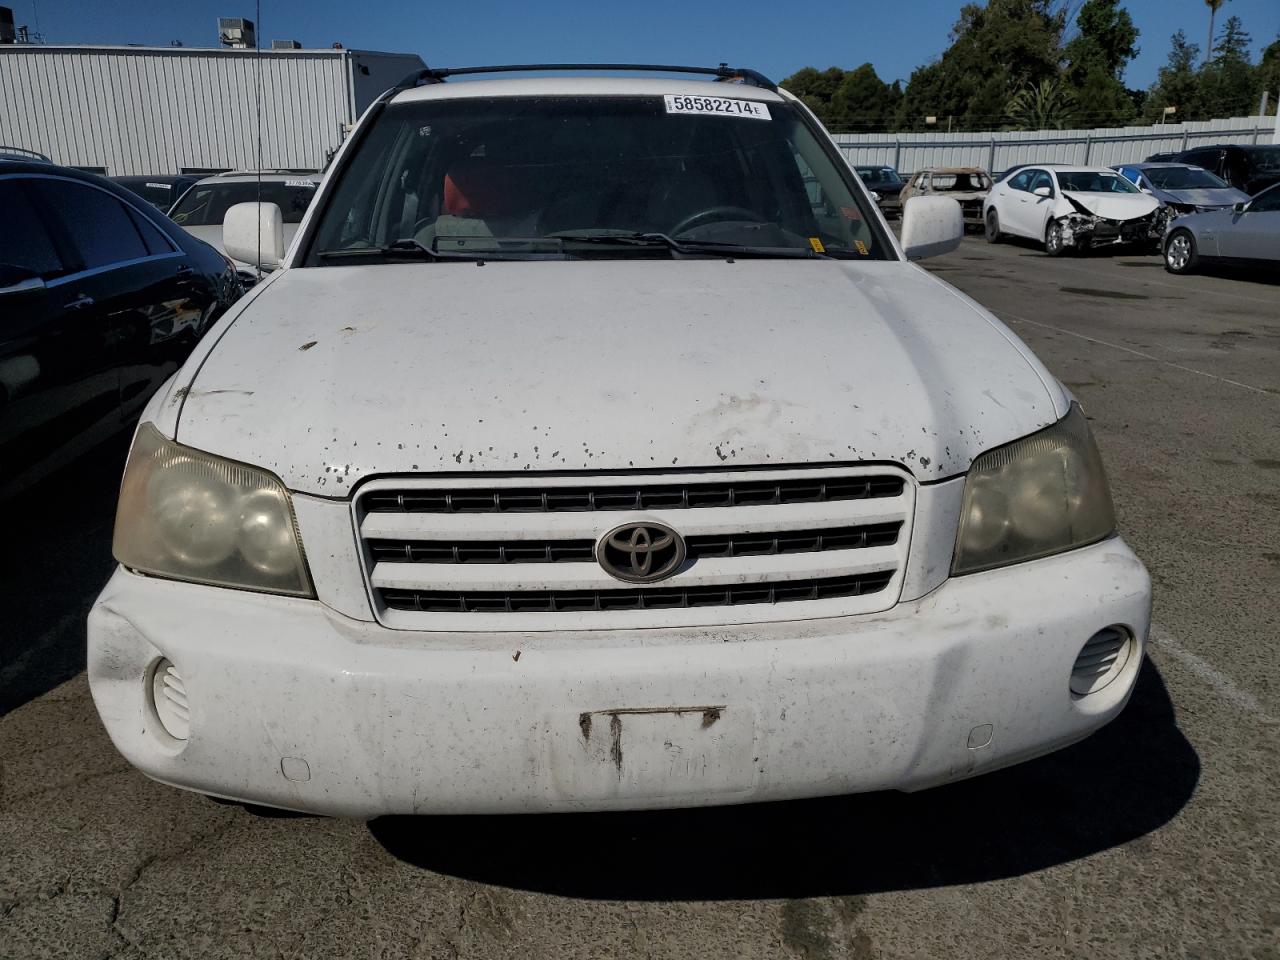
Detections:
[832, 114, 1279, 174]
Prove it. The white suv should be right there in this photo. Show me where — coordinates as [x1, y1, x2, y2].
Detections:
[89, 65, 1151, 817]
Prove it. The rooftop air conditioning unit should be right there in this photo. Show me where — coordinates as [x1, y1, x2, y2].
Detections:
[272, 39, 302, 49]
[217, 17, 256, 49]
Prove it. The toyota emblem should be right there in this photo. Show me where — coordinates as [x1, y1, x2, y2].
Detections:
[597, 521, 687, 584]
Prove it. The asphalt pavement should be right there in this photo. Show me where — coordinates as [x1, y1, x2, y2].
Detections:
[2, 236, 1278, 959]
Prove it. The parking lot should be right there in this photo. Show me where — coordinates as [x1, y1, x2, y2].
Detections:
[2, 235, 1278, 960]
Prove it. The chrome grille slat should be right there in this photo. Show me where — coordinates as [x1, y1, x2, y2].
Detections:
[354, 467, 914, 631]
[367, 521, 902, 564]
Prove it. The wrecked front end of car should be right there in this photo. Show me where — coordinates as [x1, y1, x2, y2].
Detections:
[1054, 194, 1170, 252]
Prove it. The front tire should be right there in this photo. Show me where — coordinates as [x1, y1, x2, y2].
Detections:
[1164, 230, 1198, 274]
[1045, 219, 1071, 257]
[984, 208, 1003, 243]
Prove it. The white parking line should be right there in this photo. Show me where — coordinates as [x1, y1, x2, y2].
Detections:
[996, 310, 1278, 399]
[1148, 623, 1276, 723]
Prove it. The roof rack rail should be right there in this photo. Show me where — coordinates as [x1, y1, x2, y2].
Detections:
[0, 145, 52, 162]
[389, 62, 777, 95]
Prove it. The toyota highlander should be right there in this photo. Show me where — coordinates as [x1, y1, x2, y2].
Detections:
[88, 64, 1151, 817]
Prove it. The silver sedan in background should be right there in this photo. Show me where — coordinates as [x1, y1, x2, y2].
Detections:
[1163, 183, 1280, 274]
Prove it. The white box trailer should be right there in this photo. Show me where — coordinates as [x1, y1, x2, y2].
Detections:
[0, 44, 425, 175]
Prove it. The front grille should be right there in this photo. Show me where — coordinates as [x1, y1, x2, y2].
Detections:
[356, 467, 915, 630]
[362, 475, 903, 514]
[383, 571, 894, 613]
[368, 521, 902, 564]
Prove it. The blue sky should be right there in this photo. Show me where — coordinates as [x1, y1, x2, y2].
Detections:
[15, 0, 1280, 90]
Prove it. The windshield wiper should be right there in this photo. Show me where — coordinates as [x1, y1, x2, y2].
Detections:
[552, 232, 829, 259]
[316, 239, 479, 261]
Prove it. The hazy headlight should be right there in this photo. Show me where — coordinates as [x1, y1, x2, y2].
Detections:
[952, 404, 1116, 575]
[113, 424, 314, 596]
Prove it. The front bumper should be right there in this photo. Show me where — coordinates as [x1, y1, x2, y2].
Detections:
[88, 538, 1150, 818]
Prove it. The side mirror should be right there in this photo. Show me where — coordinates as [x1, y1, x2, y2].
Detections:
[223, 201, 285, 271]
[1033, 186, 1052, 198]
[900, 195, 963, 261]
[1233, 201, 1247, 213]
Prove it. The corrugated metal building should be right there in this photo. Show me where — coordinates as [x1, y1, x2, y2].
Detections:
[0, 44, 426, 175]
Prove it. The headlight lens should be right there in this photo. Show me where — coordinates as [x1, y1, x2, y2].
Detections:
[952, 404, 1116, 575]
[113, 423, 314, 596]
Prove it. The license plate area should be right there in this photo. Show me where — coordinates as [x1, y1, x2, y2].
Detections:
[549, 705, 760, 802]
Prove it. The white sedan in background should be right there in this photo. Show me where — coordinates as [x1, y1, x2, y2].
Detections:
[984, 165, 1164, 255]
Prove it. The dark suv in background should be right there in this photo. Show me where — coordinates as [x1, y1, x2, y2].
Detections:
[1152, 144, 1280, 196]
[0, 161, 243, 498]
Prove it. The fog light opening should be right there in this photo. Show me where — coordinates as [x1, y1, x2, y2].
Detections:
[1070, 626, 1133, 697]
[148, 657, 190, 741]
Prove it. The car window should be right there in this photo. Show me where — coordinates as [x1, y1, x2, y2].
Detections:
[1241, 147, 1280, 174]
[126, 206, 177, 256]
[0, 180, 66, 280]
[30, 179, 148, 269]
[1008, 170, 1034, 192]
[1143, 166, 1229, 190]
[1248, 186, 1280, 212]
[1029, 171, 1054, 194]
[1055, 171, 1139, 193]
[929, 172, 990, 191]
[169, 180, 318, 226]
[308, 95, 889, 262]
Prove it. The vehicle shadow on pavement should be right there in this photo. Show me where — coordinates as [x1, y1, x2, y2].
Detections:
[0, 436, 129, 717]
[370, 659, 1198, 900]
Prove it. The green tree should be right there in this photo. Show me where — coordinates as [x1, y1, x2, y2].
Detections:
[780, 64, 902, 132]
[1259, 37, 1280, 114]
[1063, 0, 1140, 124]
[1144, 30, 1205, 122]
[896, 0, 1067, 131]
[1199, 16, 1258, 116]
[1006, 78, 1078, 128]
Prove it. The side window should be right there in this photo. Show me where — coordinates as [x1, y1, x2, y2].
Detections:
[31, 179, 148, 269]
[1248, 187, 1280, 213]
[0, 180, 66, 280]
[125, 206, 177, 256]
[1008, 170, 1033, 192]
[1118, 167, 1140, 186]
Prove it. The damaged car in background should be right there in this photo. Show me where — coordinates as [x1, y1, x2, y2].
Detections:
[1112, 162, 1251, 215]
[900, 167, 991, 230]
[984, 165, 1166, 255]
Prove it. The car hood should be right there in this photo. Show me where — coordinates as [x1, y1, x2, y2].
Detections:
[1060, 191, 1160, 220]
[181, 223, 303, 269]
[1155, 186, 1251, 208]
[175, 260, 1062, 494]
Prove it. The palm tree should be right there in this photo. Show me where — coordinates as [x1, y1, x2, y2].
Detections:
[1006, 79, 1077, 130]
[1205, 0, 1230, 65]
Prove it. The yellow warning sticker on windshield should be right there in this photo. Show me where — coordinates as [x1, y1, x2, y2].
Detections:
[855, 240, 869, 255]
[809, 237, 826, 254]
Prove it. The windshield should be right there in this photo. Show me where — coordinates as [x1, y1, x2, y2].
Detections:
[1144, 166, 1229, 190]
[855, 166, 901, 185]
[308, 95, 888, 262]
[1056, 171, 1140, 194]
[170, 180, 318, 226]
[1243, 147, 1280, 173]
[117, 179, 184, 211]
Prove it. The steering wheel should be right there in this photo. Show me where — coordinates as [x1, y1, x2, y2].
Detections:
[667, 205, 768, 237]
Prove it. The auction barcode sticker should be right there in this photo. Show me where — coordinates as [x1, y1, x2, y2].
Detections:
[663, 94, 770, 120]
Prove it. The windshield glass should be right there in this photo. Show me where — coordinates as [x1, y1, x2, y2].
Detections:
[1144, 166, 1229, 190]
[308, 95, 887, 262]
[1243, 146, 1280, 173]
[855, 166, 901, 185]
[1056, 171, 1140, 194]
[170, 180, 318, 225]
